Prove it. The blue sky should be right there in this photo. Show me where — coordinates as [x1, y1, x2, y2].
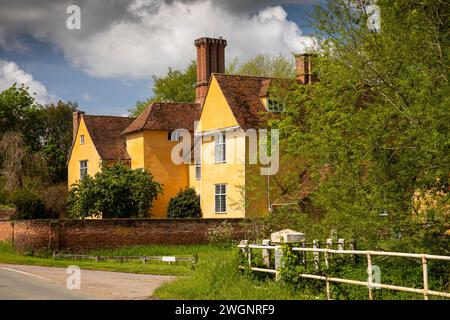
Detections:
[0, 1, 322, 116]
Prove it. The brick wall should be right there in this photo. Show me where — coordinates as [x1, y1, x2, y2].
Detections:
[11, 219, 249, 253]
[0, 220, 12, 242]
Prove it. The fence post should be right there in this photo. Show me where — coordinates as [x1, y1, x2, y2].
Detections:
[240, 240, 249, 265]
[301, 242, 307, 268]
[262, 239, 271, 268]
[349, 240, 356, 262]
[422, 255, 429, 300]
[338, 239, 345, 257]
[326, 238, 333, 261]
[274, 245, 283, 281]
[367, 254, 373, 300]
[324, 240, 331, 300]
[313, 240, 320, 270]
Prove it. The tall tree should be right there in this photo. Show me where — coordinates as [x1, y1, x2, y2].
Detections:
[236, 54, 295, 78]
[41, 101, 78, 183]
[129, 55, 296, 116]
[129, 61, 197, 116]
[273, 0, 449, 250]
[0, 83, 45, 151]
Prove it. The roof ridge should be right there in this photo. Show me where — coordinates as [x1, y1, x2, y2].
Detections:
[212, 73, 281, 80]
[142, 103, 155, 131]
[83, 114, 134, 119]
[153, 102, 200, 105]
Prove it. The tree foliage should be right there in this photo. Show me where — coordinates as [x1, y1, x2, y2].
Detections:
[9, 188, 46, 220]
[129, 54, 295, 116]
[236, 54, 295, 78]
[67, 163, 163, 219]
[271, 0, 449, 250]
[129, 61, 197, 116]
[0, 83, 44, 151]
[167, 188, 202, 218]
[0, 84, 77, 184]
[41, 101, 78, 183]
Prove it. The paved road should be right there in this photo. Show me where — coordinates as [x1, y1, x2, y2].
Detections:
[0, 264, 176, 300]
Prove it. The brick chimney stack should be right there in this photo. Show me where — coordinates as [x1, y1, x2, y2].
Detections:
[295, 53, 316, 84]
[194, 37, 227, 104]
[72, 111, 85, 141]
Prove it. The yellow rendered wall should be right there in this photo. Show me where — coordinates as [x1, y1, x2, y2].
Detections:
[196, 76, 239, 133]
[139, 130, 190, 218]
[68, 117, 102, 189]
[189, 165, 201, 195]
[126, 132, 145, 169]
[199, 131, 246, 218]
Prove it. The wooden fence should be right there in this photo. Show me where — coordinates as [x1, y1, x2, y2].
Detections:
[237, 240, 450, 300]
[53, 253, 198, 269]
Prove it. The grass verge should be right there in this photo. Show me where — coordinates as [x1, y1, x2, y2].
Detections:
[0, 241, 320, 299]
[0, 242, 195, 276]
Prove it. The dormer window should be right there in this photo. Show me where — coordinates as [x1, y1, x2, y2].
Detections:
[267, 97, 285, 112]
[80, 135, 85, 144]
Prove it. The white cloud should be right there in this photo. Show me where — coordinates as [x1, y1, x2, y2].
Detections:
[0, 59, 53, 104]
[0, 0, 317, 79]
[66, 2, 316, 78]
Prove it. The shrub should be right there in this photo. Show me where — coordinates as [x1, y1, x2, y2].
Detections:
[167, 188, 201, 218]
[68, 163, 163, 218]
[9, 189, 45, 220]
[206, 221, 234, 246]
[39, 183, 68, 219]
[0, 188, 9, 205]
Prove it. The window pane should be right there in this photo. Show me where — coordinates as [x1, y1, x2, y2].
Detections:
[214, 184, 226, 213]
[80, 160, 88, 179]
[220, 195, 226, 212]
[221, 142, 226, 162]
[195, 163, 201, 180]
[215, 195, 221, 212]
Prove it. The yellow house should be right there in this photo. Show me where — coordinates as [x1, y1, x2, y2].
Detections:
[68, 36, 313, 218]
[68, 114, 134, 186]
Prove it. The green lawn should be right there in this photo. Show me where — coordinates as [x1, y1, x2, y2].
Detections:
[0, 241, 320, 300]
[0, 242, 195, 276]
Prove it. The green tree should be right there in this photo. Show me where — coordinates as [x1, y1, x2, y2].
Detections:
[129, 61, 197, 116]
[236, 54, 295, 78]
[129, 55, 296, 116]
[68, 163, 163, 219]
[9, 188, 46, 220]
[41, 101, 78, 183]
[0, 83, 45, 151]
[167, 188, 202, 218]
[272, 0, 449, 249]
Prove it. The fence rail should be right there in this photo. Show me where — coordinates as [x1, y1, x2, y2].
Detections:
[237, 241, 450, 300]
[53, 253, 198, 269]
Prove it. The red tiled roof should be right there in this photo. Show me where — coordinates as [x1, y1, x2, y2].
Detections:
[212, 74, 292, 130]
[82, 115, 135, 160]
[122, 102, 201, 134]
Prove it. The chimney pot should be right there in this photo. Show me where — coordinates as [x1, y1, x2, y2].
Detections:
[295, 53, 317, 84]
[194, 37, 227, 104]
[72, 111, 85, 142]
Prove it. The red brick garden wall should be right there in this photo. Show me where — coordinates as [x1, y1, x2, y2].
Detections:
[9, 219, 249, 253]
[0, 220, 12, 242]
